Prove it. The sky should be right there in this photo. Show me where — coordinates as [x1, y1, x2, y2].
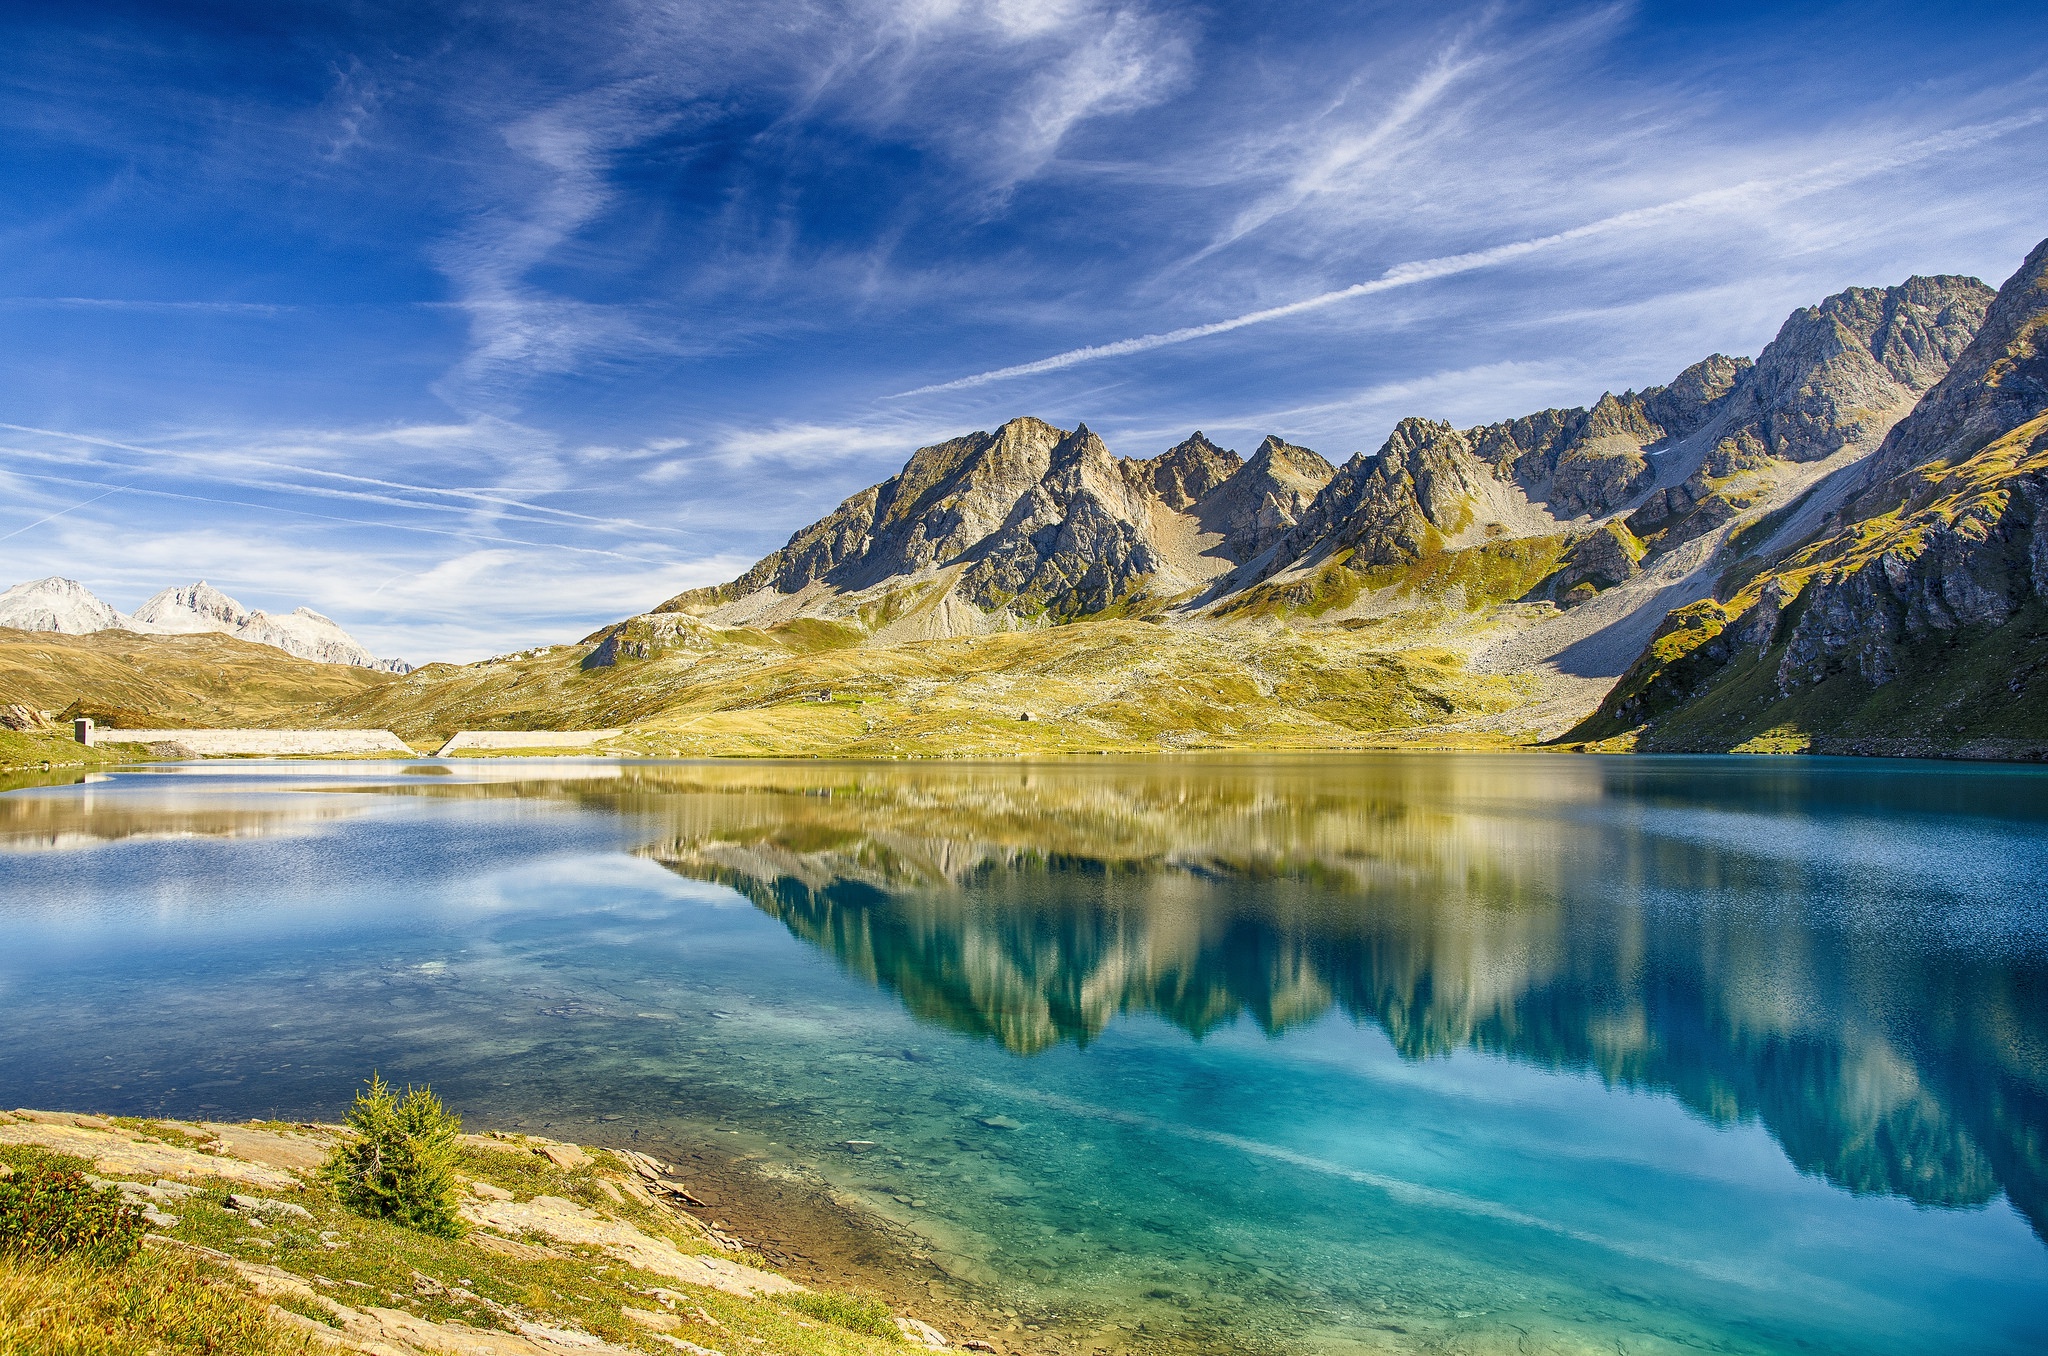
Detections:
[1, 0, 2046, 663]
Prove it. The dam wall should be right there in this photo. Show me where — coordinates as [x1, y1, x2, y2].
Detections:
[92, 727, 413, 755]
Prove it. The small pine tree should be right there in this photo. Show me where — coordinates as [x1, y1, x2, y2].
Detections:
[323, 1073, 466, 1237]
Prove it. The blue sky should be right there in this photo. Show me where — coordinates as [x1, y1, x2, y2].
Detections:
[1, 0, 2045, 662]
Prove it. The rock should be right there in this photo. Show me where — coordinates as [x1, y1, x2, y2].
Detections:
[621, 1306, 682, 1332]
[962, 1341, 999, 1353]
[0, 704, 50, 731]
[226, 1192, 315, 1221]
[460, 1194, 804, 1298]
[534, 1142, 591, 1170]
[895, 1316, 949, 1348]
[0, 1117, 298, 1189]
[471, 1179, 515, 1200]
[1552, 523, 1646, 596]
[976, 1114, 1022, 1131]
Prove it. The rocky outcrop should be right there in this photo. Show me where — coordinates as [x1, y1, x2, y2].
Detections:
[1262, 419, 1494, 575]
[1192, 435, 1334, 564]
[1467, 354, 1750, 518]
[1125, 431, 1242, 510]
[1551, 522, 1646, 603]
[1578, 240, 2048, 752]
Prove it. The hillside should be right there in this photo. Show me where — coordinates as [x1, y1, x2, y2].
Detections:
[0, 628, 401, 732]
[0, 1107, 957, 1355]
[1570, 237, 2048, 758]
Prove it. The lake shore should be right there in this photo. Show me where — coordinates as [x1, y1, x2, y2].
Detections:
[0, 1105, 1030, 1356]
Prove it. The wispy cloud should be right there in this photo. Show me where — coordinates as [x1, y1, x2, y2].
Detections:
[2, 0, 2045, 664]
[892, 108, 2048, 396]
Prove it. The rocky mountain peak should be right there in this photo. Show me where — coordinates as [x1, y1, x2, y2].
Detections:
[134, 580, 251, 633]
[1851, 241, 2048, 501]
[1129, 431, 1242, 510]
[1187, 434, 1335, 565]
[1257, 418, 1492, 578]
[1705, 273, 1994, 471]
[0, 577, 131, 634]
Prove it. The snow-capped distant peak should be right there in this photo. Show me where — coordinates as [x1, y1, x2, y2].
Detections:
[131, 580, 252, 634]
[0, 576, 133, 634]
[0, 575, 412, 670]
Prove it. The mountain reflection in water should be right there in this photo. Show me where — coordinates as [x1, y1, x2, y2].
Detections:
[517, 755, 2048, 1242]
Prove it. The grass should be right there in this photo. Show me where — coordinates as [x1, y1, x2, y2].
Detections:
[319, 615, 1538, 758]
[778, 1289, 902, 1339]
[1221, 536, 1570, 622]
[0, 728, 126, 776]
[0, 628, 395, 732]
[0, 1250, 315, 1356]
[0, 1116, 914, 1356]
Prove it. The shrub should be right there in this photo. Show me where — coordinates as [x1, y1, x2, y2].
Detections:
[322, 1074, 466, 1237]
[0, 1164, 144, 1266]
[778, 1289, 902, 1339]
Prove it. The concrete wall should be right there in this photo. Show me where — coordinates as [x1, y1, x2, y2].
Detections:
[436, 729, 623, 755]
[96, 728, 414, 755]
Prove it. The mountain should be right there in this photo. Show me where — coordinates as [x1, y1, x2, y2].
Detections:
[1570, 238, 2048, 757]
[0, 626, 401, 732]
[132, 581, 411, 672]
[0, 576, 411, 673]
[0, 577, 137, 634]
[15, 249, 2031, 761]
[586, 268, 1994, 751]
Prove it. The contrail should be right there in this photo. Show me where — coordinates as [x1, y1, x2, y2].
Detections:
[890, 110, 2044, 399]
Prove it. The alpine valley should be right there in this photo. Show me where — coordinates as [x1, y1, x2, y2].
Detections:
[10, 238, 2048, 761]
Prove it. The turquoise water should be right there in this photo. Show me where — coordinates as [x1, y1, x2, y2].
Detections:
[3, 755, 2046, 1353]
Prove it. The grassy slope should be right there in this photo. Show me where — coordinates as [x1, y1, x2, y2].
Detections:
[0, 628, 397, 729]
[1218, 535, 1571, 622]
[0, 536, 1589, 759]
[0, 727, 127, 776]
[0, 1119, 907, 1356]
[1568, 413, 2048, 757]
[329, 617, 1542, 756]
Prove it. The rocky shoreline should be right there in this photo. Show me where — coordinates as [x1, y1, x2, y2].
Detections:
[0, 1106, 1025, 1356]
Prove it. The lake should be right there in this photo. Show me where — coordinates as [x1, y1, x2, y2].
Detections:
[3, 754, 2045, 1354]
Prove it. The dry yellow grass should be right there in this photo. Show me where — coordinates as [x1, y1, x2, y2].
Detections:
[0, 1250, 313, 1356]
[0, 628, 396, 730]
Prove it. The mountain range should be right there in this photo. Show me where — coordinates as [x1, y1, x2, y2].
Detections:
[0, 577, 410, 673]
[8, 236, 2046, 759]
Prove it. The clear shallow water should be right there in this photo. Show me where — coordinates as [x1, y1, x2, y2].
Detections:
[3, 754, 2046, 1354]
